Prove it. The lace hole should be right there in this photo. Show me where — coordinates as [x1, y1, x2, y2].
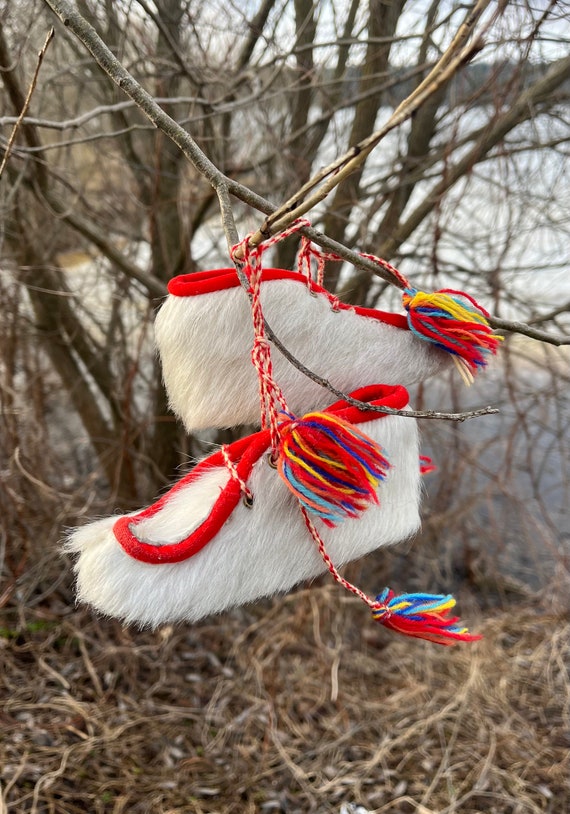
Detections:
[242, 493, 254, 509]
[267, 453, 279, 469]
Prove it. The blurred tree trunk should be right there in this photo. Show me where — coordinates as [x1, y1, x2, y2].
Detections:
[322, 0, 406, 291]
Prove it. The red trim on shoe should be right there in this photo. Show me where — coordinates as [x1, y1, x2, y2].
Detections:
[321, 384, 408, 423]
[167, 268, 408, 330]
[113, 384, 409, 565]
[114, 431, 268, 564]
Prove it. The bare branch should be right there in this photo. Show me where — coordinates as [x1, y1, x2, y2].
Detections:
[42, 0, 230, 194]
[267, 326, 499, 421]
[489, 316, 570, 346]
[51, 197, 167, 298]
[235, 0, 279, 72]
[376, 51, 570, 260]
[234, 0, 493, 256]
[0, 97, 206, 130]
[39, 0, 570, 353]
[0, 27, 54, 182]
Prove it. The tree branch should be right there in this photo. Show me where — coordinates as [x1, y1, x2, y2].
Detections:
[0, 98, 206, 130]
[265, 327, 499, 421]
[489, 316, 570, 346]
[42, 0, 231, 193]
[233, 0, 493, 256]
[42, 185, 167, 297]
[375, 50, 570, 261]
[40, 0, 570, 353]
[0, 28, 54, 181]
[0, 26, 53, 184]
[39, 0, 416, 290]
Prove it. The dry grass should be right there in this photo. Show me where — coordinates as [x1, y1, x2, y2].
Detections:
[1, 290, 568, 812]
[1, 563, 569, 814]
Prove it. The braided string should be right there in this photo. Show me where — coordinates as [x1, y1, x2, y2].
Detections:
[227, 222, 479, 644]
[301, 507, 481, 644]
[221, 444, 253, 504]
[297, 234, 338, 290]
[230, 225, 312, 449]
[358, 251, 411, 290]
[250, 261, 285, 444]
[301, 507, 388, 612]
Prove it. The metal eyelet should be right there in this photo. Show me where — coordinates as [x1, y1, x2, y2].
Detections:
[266, 453, 278, 469]
[242, 493, 254, 509]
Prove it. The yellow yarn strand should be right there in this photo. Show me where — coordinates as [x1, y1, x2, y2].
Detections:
[407, 290, 490, 326]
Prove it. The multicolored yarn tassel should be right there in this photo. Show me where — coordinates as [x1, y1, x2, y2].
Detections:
[277, 411, 390, 527]
[402, 287, 502, 372]
[302, 509, 481, 647]
[371, 588, 482, 646]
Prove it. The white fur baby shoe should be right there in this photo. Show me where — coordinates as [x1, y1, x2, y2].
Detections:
[154, 268, 452, 432]
[66, 384, 421, 628]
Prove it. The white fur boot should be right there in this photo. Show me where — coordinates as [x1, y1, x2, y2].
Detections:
[154, 268, 451, 432]
[66, 385, 421, 628]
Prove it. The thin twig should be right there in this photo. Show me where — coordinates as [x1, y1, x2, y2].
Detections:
[43, 0, 234, 196]
[266, 330, 499, 421]
[41, 0, 570, 354]
[0, 27, 54, 182]
[489, 316, 570, 346]
[0, 97, 207, 130]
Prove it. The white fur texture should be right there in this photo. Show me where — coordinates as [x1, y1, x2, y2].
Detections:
[154, 278, 451, 431]
[66, 410, 421, 627]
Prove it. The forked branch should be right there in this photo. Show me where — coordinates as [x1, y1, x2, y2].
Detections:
[233, 0, 494, 257]
[41, 0, 570, 357]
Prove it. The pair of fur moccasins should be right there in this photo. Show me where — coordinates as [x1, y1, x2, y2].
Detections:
[68, 267, 466, 628]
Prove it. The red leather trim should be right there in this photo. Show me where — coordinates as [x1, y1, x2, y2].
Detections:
[167, 268, 408, 330]
[114, 431, 267, 564]
[321, 384, 408, 423]
[113, 384, 409, 565]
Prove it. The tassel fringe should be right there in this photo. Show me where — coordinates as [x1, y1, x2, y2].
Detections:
[277, 411, 390, 527]
[402, 287, 503, 372]
[372, 588, 482, 646]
